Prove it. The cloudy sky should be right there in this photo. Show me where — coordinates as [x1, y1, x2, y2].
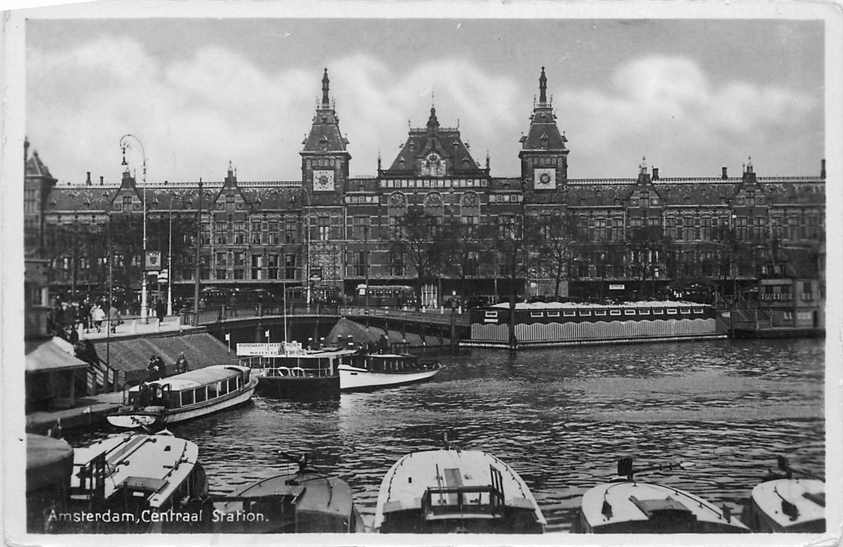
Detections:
[26, 18, 824, 184]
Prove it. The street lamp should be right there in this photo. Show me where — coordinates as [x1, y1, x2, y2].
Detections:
[120, 134, 148, 323]
[167, 194, 173, 316]
[301, 186, 312, 309]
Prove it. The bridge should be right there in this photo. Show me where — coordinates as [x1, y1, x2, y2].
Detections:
[184, 304, 471, 346]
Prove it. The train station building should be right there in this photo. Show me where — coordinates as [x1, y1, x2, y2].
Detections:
[24, 68, 825, 321]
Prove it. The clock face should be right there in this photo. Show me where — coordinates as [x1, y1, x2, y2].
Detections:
[534, 167, 556, 190]
[313, 169, 335, 192]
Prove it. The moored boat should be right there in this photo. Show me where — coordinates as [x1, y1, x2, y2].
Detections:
[374, 446, 546, 533]
[212, 453, 365, 533]
[68, 432, 212, 532]
[743, 457, 825, 533]
[237, 342, 358, 399]
[107, 365, 257, 429]
[26, 434, 74, 532]
[574, 458, 749, 533]
[339, 352, 442, 392]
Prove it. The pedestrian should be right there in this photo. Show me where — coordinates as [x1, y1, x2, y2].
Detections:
[108, 304, 121, 333]
[156, 298, 165, 324]
[92, 304, 105, 333]
[175, 352, 188, 373]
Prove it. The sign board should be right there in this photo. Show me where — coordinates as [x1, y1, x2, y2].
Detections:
[236, 341, 305, 357]
[145, 250, 162, 271]
[157, 269, 169, 283]
[609, 283, 626, 290]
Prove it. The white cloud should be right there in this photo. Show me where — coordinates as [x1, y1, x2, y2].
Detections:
[554, 56, 818, 177]
[27, 37, 520, 183]
[26, 45, 820, 183]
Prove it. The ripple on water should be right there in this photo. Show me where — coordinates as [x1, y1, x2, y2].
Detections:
[66, 338, 824, 532]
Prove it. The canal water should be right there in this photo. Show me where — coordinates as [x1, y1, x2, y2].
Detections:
[69, 338, 824, 532]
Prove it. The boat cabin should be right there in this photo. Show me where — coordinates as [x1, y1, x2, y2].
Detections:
[69, 433, 210, 532]
[376, 450, 545, 533]
[125, 365, 252, 410]
[238, 344, 359, 379]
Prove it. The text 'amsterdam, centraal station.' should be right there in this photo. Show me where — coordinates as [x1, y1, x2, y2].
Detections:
[23, 68, 825, 324]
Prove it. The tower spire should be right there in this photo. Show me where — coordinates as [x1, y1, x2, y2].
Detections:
[539, 66, 547, 104]
[321, 67, 330, 107]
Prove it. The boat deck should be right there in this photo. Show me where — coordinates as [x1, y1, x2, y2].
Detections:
[751, 478, 825, 531]
[375, 449, 545, 528]
[71, 433, 199, 508]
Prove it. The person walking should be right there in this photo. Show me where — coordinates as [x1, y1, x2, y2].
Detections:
[155, 298, 166, 325]
[92, 304, 105, 333]
[108, 304, 121, 334]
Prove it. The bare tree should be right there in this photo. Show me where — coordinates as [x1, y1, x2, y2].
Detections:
[392, 206, 446, 309]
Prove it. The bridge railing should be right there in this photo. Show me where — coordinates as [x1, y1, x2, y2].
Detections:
[187, 303, 341, 325]
[340, 306, 470, 326]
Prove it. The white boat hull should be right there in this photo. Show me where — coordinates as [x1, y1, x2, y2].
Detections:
[107, 377, 258, 429]
[339, 364, 440, 392]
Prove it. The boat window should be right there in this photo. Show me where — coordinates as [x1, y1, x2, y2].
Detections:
[667, 308, 678, 315]
[167, 391, 180, 408]
[227, 378, 236, 392]
[547, 311, 560, 317]
[562, 310, 575, 317]
[207, 382, 219, 399]
[609, 309, 622, 316]
[594, 310, 606, 316]
[530, 312, 543, 318]
[579, 310, 591, 317]
[653, 308, 664, 315]
[218, 380, 228, 395]
[693, 308, 704, 314]
[680, 308, 690, 314]
[639, 308, 650, 314]
[624, 309, 636, 315]
[195, 387, 207, 403]
[484, 311, 498, 319]
[181, 390, 194, 406]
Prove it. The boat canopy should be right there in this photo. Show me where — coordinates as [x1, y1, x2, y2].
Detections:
[129, 365, 249, 392]
[490, 300, 708, 310]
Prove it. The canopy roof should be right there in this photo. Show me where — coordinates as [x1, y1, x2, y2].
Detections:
[25, 338, 88, 373]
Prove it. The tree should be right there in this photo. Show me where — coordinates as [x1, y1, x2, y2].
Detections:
[391, 206, 446, 309]
[441, 217, 482, 297]
[479, 206, 543, 348]
[535, 211, 580, 297]
[626, 223, 673, 299]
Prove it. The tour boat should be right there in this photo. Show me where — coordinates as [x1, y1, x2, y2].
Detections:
[374, 447, 546, 533]
[213, 454, 365, 533]
[237, 342, 358, 399]
[743, 457, 825, 533]
[339, 352, 442, 392]
[68, 432, 212, 532]
[107, 365, 257, 429]
[574, 458, 749, 533]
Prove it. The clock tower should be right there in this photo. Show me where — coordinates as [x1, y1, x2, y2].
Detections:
[301, 68, 351, 204]
[519, 67, 568, 195]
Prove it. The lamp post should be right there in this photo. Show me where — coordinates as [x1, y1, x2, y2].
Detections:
[120, 134, 148, 323]
[167, 195, 173, 316]
[193, 180, 203, 326]
[302, 187, 312, 310]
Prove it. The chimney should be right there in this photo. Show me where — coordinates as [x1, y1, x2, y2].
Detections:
[652, 167, 659, 180]
[821, 158, 826, 179]
[722, 166, 728, 179]
[99, 175, 104, 185]
[86, 171, 92, 185]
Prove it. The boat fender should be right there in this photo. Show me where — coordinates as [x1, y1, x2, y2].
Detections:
[601, 498, 613, 519]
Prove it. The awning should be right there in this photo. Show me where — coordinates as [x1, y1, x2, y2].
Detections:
[25, 338, 88, 373]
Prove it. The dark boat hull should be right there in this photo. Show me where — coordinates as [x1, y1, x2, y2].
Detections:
[256, 375, 340, 399]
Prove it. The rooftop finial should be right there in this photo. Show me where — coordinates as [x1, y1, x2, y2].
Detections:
[746, 155, 753, 173]
[321, 68, 330, 107]
[427, 105, 439, 131]
[539, 66, 547, 104]
[121, 145, 128, 170]
[639, 155, 648, 174]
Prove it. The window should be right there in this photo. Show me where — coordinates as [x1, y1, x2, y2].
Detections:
[181, 390, 194, 406]
[268, 221, 280, 245]
[251, 221, 262, 244]
[319, 217, 330, 241]
[215, 222, 227, 245]
[251, 255, 263, 280]
[390, 250, 404, 276]
[122, 196, 133, 211]
[284, 254, 297, 279]
[234, 222, 246, 244]
[268, 255, 279, 279]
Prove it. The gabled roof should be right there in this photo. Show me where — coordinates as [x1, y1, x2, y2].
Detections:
[384, 107, 483, 176]
[46, 187, 120, 212]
